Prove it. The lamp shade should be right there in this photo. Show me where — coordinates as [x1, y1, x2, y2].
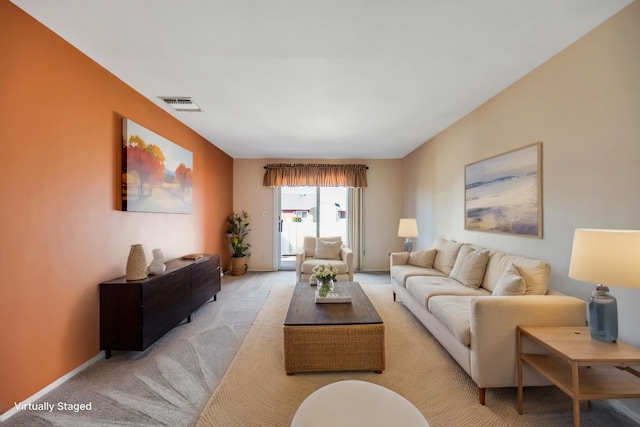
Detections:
[398, 218, 418, 238]
[569, 229, 640, 288]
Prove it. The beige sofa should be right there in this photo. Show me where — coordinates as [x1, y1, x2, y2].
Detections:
[390, 237, 586, 405]
[296, 236, 354, 283]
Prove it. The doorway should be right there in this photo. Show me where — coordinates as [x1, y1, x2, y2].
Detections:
[277, 186, 348, 270]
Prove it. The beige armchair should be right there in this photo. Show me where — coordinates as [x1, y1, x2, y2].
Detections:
[296, 236, 354, 283]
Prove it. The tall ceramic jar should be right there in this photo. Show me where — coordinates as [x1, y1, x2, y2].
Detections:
[126, 244, 148, 280]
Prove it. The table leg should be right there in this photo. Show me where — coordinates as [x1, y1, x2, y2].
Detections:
[572, 362, 580, 427]
[517, 328, 523, 414]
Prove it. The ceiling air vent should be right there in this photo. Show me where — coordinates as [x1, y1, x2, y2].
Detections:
[159, 97, 202, 112]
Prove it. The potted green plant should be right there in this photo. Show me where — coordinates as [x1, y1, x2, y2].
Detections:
[226, 211, 251, 275]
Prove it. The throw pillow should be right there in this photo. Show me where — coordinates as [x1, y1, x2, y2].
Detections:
[449, 245, 490, 289]
[492, 264, 526, 296]
[314, 239, 343, 259]
[483, 252, 550, 295]
[408, 249, 437, 268]
[432, 238, 463, 275]
[303, 236, 317, 257]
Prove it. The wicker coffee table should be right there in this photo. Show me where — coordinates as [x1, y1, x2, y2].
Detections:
[283, 281, 385, 374]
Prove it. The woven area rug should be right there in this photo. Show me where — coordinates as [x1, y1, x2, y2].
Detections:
[197, 283, 635, 427]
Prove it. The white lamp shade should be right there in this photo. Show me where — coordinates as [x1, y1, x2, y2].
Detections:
[569, 229, 640, 288]
[398, 218, 418, 238]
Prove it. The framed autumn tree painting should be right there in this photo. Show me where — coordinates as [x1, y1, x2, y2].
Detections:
[121, 118, 193, 213]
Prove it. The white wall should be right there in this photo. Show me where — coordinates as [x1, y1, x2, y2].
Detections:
[233, 158, 403, 271]
[402, 2, 640, 345]
[403, 5, 640, 416]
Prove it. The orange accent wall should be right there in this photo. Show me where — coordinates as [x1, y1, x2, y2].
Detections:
[0, 2, 233, 414]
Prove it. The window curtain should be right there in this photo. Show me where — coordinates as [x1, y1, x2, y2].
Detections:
[263, 164, 368, 187]
[347, 187, 364, 271]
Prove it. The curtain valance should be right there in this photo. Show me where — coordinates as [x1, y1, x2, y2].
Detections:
[263, 163, 368, 187]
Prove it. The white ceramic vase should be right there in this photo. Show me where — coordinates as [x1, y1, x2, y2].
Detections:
[148, 248, 166, 275]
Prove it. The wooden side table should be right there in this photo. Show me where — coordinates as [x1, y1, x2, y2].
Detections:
[517, 326, 640, 427]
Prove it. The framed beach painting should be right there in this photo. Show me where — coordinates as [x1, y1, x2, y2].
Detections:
[121, 118, 193, 213]
[465, 142, 542, 238]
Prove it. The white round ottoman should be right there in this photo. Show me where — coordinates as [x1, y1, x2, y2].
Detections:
[291, 380, 429, 427]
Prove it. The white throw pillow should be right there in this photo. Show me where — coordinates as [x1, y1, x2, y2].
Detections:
[408, 249, 437, 268]
[314, 239, 343, 259]
[303, 236, 317, 257]
[482, 252, 550, 295]
[449, 245, 490, 289]
[432, 238, 463, 275]
[492, 264, 526, 296]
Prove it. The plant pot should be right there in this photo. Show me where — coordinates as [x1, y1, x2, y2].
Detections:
[231, 256, 247, 276]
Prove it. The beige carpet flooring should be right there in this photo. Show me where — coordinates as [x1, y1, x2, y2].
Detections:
[197, 282, 636, 427]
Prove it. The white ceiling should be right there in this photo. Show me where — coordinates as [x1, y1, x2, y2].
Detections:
[12, 0, 632, 159]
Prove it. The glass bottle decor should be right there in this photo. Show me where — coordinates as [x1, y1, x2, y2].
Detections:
[318, 278, 334, 298]
[126, 244, 148, 280]
[589, 284, 618, 343]
[148, 248, 166, 275]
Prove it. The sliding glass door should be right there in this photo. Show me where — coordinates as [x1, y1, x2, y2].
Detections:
[278, 186, 348, 269]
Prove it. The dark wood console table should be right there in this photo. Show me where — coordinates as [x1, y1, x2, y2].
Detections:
[100, 254, 220, 359]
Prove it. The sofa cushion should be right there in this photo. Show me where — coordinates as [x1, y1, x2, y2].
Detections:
[492, 264, 526, 296]
[405, 276, 490, 309]
[303, 236, 316, 257]
[315, 239, 343, 259]
[449, 245, 490, 289]
[428, 296, 474, 347]
[408, 249, 437, 268]
[303, 236, 342, 257]
[482, 251, 550, 295]
[391, 265, 447, 288]
[431, 237, 463, 275]
[301, 258, 349, 274]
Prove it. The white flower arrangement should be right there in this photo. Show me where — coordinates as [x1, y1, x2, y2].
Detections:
[312, 264, 338, 283]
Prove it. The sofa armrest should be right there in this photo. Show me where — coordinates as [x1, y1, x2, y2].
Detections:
[340, 246, 353, 261]
[340, 247, 354, 281]
[295, 251, 305, 282]
[390, 251, 410, 267]
[469, 295, 586, 388]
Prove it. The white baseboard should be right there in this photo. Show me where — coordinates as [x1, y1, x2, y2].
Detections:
[0, 352, 105, 422]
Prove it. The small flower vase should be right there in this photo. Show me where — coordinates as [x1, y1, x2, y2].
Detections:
[318, 278, 334, 297]
[126, 244, 148, 280]
[148, 248, 166, 275]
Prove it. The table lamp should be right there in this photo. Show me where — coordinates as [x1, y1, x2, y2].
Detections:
[398, 218, 418, 252]
[568, 229, 640, 343]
